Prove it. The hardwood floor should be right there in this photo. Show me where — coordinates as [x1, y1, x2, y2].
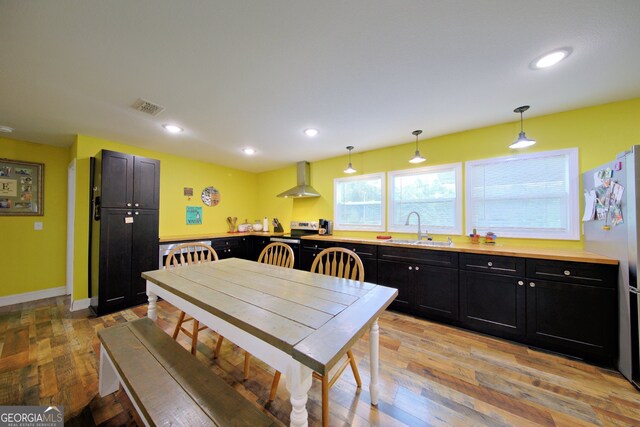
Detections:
[1, 295, 639, 426]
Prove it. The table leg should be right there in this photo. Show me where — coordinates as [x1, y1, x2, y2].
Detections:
[285, 362, 313, 427]
[99, 345, 119, 397]
[147, 287, 158, 321]
[369, 318, 380, 405]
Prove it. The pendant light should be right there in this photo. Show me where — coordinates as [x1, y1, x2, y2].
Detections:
[344, 146, 357, 174]
[409, 130, 426, 164]
[509, 105, 536, 149]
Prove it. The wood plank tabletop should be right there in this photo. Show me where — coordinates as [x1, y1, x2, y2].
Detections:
[142, 258, 397, 374]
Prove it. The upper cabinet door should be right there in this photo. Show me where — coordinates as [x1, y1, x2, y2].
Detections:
[133, 156, 160, 209]
[101, 151, 134, 208]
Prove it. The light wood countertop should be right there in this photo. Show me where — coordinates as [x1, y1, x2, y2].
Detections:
[301, 235, 618, 265]
[159, 231, 285, 243]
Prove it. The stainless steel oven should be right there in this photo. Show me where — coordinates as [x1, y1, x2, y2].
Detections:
[269, 221, 318, 270]
[159, 240, 212, 268]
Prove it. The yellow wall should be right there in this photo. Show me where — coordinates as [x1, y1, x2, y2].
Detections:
[0, 137, 69, 297]
[71, 135, 260, 300]
[3, 97, 640, 300]
[257, 98, 640, 248]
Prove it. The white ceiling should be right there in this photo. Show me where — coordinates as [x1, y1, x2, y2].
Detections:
[1, 1, 639, 172]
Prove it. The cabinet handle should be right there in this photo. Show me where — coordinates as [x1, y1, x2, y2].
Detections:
[134, 211, 139, 215]
[127, 211, 132, 215]
[487, 262, 493, 267]
[134, 203, 139, 207]
[408, 266, 413, 270]
[518, 280, 524, 286]
[127, 203, 132, 207]
[564, 270, 571, 276]
[415, 266, 420, 271]
[529, 282, 536, 287]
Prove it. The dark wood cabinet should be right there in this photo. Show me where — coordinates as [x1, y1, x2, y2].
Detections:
[459, 270, 526, 340]
[130, 210, 160, 305]
[249, 236, 271, 261]
[377, 246, 459, 321]
[377, 260, 415, 311]
[459, 254, 526, 339]
[95, 209, 159, 314]
[525, 259, 617, 365]
[99, 150, 160, 209]
[91, 150, 160, 316]
[300, 241, 332, 272]
[211, 237, 245, 260]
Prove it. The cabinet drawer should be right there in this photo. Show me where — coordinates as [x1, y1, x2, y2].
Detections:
[526, 259, 617, 287]
[460, 253, 525, 277]
[300, 240, 332, 251]
[211, 237, 242, 258]
[335, 242, 378, 259]
[378, 246, 458, 268]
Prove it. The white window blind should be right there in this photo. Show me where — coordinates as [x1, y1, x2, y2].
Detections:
[388, 163, 462, 234]
[334, 172, 385, 231]
[465, 148, 579, 239]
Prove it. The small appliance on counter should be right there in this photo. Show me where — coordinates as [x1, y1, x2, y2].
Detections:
[318, 218, 333, 235]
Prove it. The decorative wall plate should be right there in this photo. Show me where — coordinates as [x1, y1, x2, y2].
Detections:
[201, 186, 220, 206]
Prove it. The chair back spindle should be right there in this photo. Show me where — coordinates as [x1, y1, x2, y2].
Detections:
[166, 243, 219, 269]
[311, 247, 364, 282]
[258, 242, 295, 269]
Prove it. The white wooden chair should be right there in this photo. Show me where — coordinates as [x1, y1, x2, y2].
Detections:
[165, 243, 218, 355]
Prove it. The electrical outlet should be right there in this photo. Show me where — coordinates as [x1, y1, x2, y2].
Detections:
[34, 222, 43, 230]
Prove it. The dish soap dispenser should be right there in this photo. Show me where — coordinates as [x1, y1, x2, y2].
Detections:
[263, 216, 269, 232]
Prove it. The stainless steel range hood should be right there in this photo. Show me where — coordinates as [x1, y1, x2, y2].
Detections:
[277, 161, 320, 198]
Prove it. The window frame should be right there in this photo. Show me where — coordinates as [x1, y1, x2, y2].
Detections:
[387, 163, 463, 235]
[464, 148, 580, 240]
[333, 172, 386, 232]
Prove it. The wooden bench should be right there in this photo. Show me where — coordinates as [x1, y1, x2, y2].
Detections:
[98, 317, 276, 426]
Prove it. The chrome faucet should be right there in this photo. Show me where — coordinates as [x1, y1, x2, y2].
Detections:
[405, 211, 428, 240]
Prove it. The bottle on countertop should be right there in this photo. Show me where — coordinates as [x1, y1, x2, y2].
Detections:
[263, 217, 269, 232]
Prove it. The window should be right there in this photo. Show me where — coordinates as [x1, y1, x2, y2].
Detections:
[388, 163, 462, 234]
[334, 172, 385, 231]
[465, 148, 579, 239]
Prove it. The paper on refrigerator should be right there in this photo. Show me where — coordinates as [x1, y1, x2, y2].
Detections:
[582, 189, 597, 221]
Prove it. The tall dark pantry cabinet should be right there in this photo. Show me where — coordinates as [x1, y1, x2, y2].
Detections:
[90, 150, 160, 316]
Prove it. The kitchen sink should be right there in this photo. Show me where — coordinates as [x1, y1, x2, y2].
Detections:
[387, 238, 453, 247]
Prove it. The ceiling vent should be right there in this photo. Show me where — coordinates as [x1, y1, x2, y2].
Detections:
[132, 98, 165, 116]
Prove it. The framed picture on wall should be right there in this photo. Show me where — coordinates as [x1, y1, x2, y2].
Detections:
[0, 158, 44, 216]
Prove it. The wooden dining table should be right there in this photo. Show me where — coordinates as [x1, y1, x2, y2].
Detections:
[142, 257, 397, 427]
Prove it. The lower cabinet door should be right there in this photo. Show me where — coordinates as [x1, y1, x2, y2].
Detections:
[460, 271, 525, 340]
[526, 278, 617, 365]
[377, 260, 414, 312]
[99, 209, 133, 312]
[414, 265, 459, 322]
[131, 210, 159, 305]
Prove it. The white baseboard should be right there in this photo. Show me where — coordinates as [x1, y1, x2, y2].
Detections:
[0, 286, 67, 307]
[70, 298, 91, 312]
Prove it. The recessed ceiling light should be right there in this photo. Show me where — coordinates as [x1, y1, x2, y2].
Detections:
[0, 125, 14, 133]
[242, 147, 256, 155]
[162, 123, 183, 134]
[304, 128, 319, 137]
[530, 48, 572, 70]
